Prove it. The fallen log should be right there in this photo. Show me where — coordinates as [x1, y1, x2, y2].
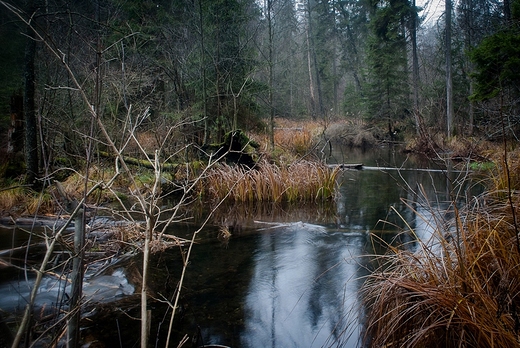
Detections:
[327, 163, 364, 170]
[97, 151, 180, 171]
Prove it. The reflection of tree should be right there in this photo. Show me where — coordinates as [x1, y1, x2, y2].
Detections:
[242, 224, 367, 347]
[306, 233, 369, 347]
[147, 235, 257, 346]
[337, 171, 404, 231]
[337, 166, 479, 261]
[337, 167, 473, 233]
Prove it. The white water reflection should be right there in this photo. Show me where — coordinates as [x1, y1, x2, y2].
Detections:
[0, 267, 134, 313]
[242, 222, 366, 348]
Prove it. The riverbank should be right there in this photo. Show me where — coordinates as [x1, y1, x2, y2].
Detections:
[361, 143, 520, 347]
[0, 118, 511, 347]
[0, 118, 501, 275]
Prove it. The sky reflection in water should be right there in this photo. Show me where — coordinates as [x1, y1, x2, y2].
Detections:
[241, 223, 366, 347]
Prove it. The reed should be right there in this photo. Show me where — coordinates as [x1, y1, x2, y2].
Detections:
[0, 184, 26, 211]
[26, 191, 55, 215]
[250, 118, 323, 157]
[274, 127, 314, 155]
[202, 160, 340, 203]
[362, 162, 520, 347]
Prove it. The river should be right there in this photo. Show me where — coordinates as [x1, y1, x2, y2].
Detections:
[0, 145, 481, 347]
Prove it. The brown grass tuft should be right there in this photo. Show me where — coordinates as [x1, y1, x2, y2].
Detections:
[0, 185, 26, 211]
[362, 161, 520, 347]
[324, 119, 378, 147]
[274, 127, 314, 155]
[202, 159, 339, 203]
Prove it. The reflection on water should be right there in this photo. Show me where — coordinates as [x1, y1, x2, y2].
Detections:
[0, 145, 482, 347]
[158, 146, 481, 347]
[242, 223, 367, 348]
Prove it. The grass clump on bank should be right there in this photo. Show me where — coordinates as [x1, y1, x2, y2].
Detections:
[201, 160, 340, 203]
[362, 151, 520, 347]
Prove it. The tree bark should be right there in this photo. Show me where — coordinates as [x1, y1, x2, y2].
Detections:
[8, 93, 24, 158]
[199, 0, 209, 144]
[267, 0, 275, 150]
[67, 208, 84, 348]
[412, 0, 421, 136]
[24, 0, 39, 184]
[504, 0, 511, 22]
[305, 0, 317, 119]
[446, 0, 454, 136]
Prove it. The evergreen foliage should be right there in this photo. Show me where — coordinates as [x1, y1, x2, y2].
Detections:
[0, 0, 519, 178]
[365, 0, 413, 122]
[470, 24, 520, 101]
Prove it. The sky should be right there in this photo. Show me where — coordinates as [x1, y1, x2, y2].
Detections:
[418, 0, 445, 25]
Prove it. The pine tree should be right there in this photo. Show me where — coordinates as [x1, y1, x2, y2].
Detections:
[365, 0, 413, 125]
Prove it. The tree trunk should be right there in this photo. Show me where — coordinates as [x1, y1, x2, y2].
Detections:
[306, 22, 316, 119]
[504, 0, 511, 22]
[24, 0, 39, 184]
[446, 0, 454, 136]
[141, 216, 152, 348]
[199, 0, 208, 144]
[141, 150, 160, 348]
[412, 0, 421, 136]
[311, 36, 324, 120]
[267, 0, 275, 150]
[67, 208, 84, 348]
[8, 93, 24, 160]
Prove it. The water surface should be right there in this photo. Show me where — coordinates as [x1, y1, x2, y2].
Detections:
[0, 145, 480, 347]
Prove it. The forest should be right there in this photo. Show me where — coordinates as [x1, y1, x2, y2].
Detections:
[1, 0, 520, 347]
[0, 0, 518, 180]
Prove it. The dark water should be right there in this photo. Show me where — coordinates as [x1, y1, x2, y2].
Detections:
[0, 145, 481, 347]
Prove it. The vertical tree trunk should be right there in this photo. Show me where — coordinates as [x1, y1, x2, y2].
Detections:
[24, 0, 39, 184]
[305, 0, 320, 120]
[141, 150, 160, 348]
[445, 0, 454, 137]
[504, 0, 511, 22]
[311, 38, 324, 120]
[446, 0, 454, 136]
[468, 78, 474, 135]
[411, 0, 421, 136]
[8, 93, 24, 159]
[464, 0, 474, 135]
[199, 0, 208, 144]
[267, 0, 275, 150]
[67, 208, 84, 348]
[141, 216, 152, 348]
[306, 23, 316, 119]
[332, 0, 338, 117]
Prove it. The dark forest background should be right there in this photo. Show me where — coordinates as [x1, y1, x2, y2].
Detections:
[0, 0, 519, 180]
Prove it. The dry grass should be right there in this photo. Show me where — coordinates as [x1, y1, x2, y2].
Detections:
[274, 127, 313, 155]
[486, 149, 520, 193]
[0, 185, 26, 211]
[0, 165, 135, 216]
[324, 119, 379, 147]
[201, 159, 340, 203]
[0, 184, 55, 215]
[273, 118, 323, 155]
[250, 118, 324, 157]
[362, 154, 520, 348]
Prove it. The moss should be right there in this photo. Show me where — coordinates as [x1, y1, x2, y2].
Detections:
[469, 161, 495, 171]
